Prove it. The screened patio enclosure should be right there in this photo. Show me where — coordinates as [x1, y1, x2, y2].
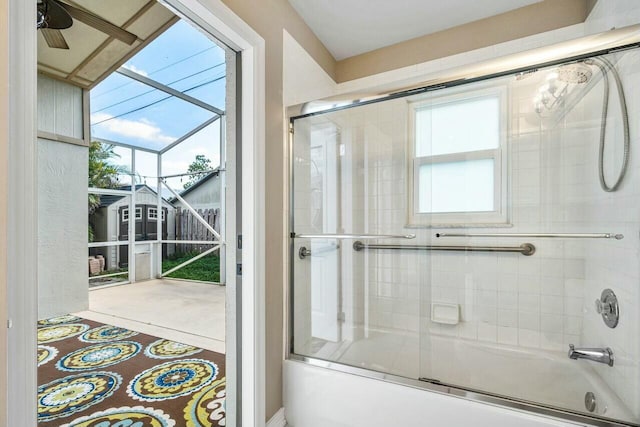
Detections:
[88, 28, 227, 288]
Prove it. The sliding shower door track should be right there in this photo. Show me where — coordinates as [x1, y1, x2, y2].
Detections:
[288, 354, 638, 427]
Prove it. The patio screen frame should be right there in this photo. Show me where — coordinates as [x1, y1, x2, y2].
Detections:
[88, 65, 226, 285]
[6, 0, 268, 424]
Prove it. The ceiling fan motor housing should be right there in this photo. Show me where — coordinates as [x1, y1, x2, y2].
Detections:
[37, 0, 73, 30]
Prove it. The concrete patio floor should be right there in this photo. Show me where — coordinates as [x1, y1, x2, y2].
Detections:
[76, 278, 225, 353]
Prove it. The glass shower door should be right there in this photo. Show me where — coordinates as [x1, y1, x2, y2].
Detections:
[291, 102, 424, 378]
[290, 46, 640, 426]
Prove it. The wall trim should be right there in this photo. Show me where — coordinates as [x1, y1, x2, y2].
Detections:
[161, 0, 266, 426]
[7, 0, 38, 425]
[266, 407, 287, 427]
[37, 131, 89, 147]
[8, 1, 266, 426]
[0, 0, 9, 423]
[335, 0, 591, 82]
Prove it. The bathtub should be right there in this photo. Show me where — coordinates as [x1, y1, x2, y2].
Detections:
[287, 331, 635, 426]
[423, 335, 633, 421]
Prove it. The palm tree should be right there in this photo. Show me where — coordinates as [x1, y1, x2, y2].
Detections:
[88, 141, 127, 241]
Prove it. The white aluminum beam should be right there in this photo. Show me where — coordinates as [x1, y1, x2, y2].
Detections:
[88, 241, 129, 248]
[117, 67, 225, 116]
[161, 240, 219, 245]
[88, 187, 132, 196]
[128, 151, 136, 283]
[156, 152, 163, 278]
[159, 169, 217, 179]
[219, 116, 226, 285]
[89, 271, 128, 279]
[93, 137, 159, 154]
[159, 116, 220, 154]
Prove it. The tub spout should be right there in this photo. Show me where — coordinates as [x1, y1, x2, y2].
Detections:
[568, 344, 614, 367]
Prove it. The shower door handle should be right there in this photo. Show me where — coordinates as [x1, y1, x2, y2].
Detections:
[298, 243, 339, 260]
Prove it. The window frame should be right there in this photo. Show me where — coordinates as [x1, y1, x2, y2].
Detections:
[407, 85, 509, 227]
[121, 207, 143, 222]
[148, 207, 165, 222]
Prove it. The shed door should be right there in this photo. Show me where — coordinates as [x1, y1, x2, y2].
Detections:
[146, 206, 168, 257]
[118, 206, 143, 267]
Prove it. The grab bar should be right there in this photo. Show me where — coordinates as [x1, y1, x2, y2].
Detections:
[353, 241, 536, 256]
[435, 232, 623, 240]
[293, 233, 416, 240]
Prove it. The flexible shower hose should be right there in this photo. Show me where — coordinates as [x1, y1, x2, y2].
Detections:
[587, 57, 630, 192]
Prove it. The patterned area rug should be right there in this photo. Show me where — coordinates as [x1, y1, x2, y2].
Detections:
[37, 315, 225, 426]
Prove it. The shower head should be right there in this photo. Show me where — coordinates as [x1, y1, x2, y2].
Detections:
[534, 62, 594, 116]
[557, 63, 593, 84]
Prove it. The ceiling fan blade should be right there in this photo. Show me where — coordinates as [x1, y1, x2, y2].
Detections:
[58, 2, 138, 45]
[41, 28, 70, 49]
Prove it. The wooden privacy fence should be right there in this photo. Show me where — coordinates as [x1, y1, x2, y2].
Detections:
[174, 207, 221, 254]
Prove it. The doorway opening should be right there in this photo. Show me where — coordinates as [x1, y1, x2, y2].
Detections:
[35, 2, 237, 425]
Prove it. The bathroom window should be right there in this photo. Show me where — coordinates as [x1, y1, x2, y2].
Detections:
[408, 87, 508, 226]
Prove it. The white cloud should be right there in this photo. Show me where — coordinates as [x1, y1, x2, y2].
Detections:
[188, 146, 209, 155]
[161, 159, 191, 175]
[122, 63, 148, 77]
[91, 113, 174, 145]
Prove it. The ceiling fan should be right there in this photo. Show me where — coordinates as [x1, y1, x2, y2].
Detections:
[37, 0, 137, 49]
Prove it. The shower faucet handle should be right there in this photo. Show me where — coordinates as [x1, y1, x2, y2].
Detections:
[594, 289, 619, 328]
[594, 298, 613, 315]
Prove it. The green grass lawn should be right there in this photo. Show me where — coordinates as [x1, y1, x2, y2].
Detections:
[162, 252, 220, 283]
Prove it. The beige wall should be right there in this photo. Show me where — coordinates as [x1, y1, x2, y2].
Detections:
[218, 0, 334, 419]
[0, 0, 7, 422]
[336, 0, 591, 82]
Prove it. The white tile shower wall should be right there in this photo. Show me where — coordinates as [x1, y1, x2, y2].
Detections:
[354, 82, 594, 353]
[576, 51, 640, 418]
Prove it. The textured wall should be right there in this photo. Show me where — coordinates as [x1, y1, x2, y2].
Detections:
[37, 139, 88, 319]
[36, 75, 88, 319]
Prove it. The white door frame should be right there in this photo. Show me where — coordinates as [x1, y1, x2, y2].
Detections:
[5, 0, 266, 426]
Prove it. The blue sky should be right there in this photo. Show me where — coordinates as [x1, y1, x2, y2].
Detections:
[90, 20, 226, 191]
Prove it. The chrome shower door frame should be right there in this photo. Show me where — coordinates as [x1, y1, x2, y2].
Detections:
[286, 25, 640, 427]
